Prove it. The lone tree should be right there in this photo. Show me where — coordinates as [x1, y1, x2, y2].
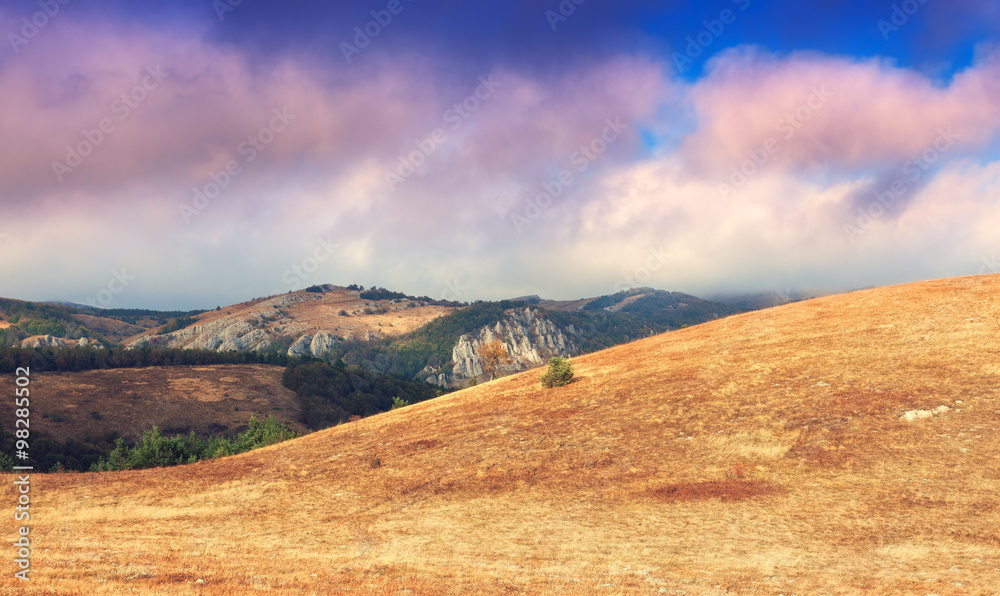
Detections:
[477, 338, 513, 381]
[540, 356, 574, 388]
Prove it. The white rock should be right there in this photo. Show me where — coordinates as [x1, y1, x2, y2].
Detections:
[287, 335, 312, 357]
[900, 406, 950, 422]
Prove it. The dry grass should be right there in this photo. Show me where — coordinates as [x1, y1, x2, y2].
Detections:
[0, 365, 306, 441]
[4, 274, 1000, 594]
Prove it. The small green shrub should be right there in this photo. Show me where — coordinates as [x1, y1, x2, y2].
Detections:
[391, 396, 409, 410]
[540, 357, 574, 388]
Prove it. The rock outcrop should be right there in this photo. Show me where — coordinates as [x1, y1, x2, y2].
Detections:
[125, 296, 310, 356]
[423, 307, 576, 387]
[310, 332, 337, 357]
[20, 335, 105, 349]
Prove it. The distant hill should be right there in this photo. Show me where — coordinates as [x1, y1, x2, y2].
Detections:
[707, 288, 830, 312]
[1, 285, 740, 387]
[0, 297, 205, 348]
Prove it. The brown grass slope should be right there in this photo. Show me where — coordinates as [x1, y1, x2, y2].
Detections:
[4, 275, 1000, 595]
[0, 365, 307, 443]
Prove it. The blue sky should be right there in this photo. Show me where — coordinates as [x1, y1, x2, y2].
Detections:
[0, 0, 998, 309]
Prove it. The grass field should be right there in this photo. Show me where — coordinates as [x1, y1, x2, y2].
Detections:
[2, 275, 999, 594]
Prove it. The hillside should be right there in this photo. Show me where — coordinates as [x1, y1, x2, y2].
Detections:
[2, 286, 737, 389]
[0, 364, 306, 442]
[121, 285, 459, 352]
[0, 298, 204, 347]
[7, 274, 1000, 594]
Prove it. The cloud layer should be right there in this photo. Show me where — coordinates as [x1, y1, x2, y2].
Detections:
[1, 10, 999, 308]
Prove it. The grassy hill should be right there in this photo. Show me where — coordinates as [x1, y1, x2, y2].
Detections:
[6, 275, 1000, 594]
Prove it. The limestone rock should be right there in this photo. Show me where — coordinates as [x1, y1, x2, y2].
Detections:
[288, 335, 312, 357]
[310, 332, 337, 357]
[445, 307, 576, 387]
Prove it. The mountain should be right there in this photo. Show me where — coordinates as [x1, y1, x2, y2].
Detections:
[0, 297, 205, 347]
[707, 288, 831, 311]
[1, 286, 738, 387]
[17, 273, 1000, 594]
[121, 285, 459, 354]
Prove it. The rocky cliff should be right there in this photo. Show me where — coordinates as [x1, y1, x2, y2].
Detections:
[20, 336, 105, 349]
[420, 307, 577, 387]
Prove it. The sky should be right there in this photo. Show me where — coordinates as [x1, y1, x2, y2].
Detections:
[0, 0, 998, 310]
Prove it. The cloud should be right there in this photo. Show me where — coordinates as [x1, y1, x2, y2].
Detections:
[678, 46, 1000, 178]
[2, 9, 1000, 307]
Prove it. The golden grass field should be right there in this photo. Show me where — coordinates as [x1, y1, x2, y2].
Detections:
[3, 275, 1000, 594]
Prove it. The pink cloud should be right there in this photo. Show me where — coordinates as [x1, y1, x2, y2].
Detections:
[679, 46, 1000, 177]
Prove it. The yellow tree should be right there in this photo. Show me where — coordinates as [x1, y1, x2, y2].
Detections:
[477, 338, 513, 381]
